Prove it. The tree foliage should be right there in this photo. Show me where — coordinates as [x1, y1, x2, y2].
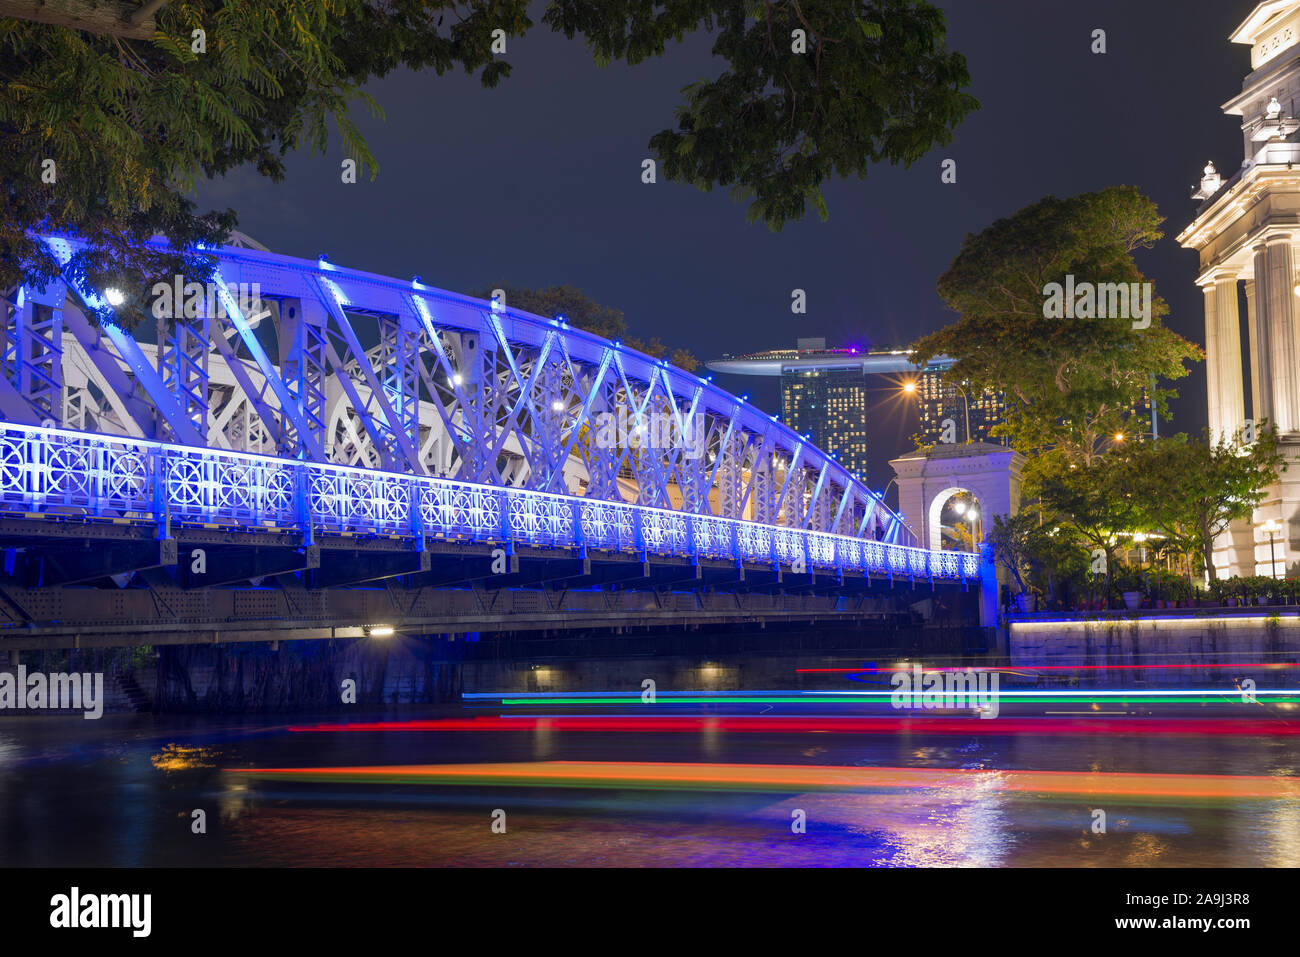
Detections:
[912, 187, 1201, 472]
[1032, 452, 1143, 592]
[2, 0, 976, 304]
[1114, 426, 1285, 581]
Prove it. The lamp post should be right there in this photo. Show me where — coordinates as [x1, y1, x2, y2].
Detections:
[1262, 519, 1282, 580]
[953, 498, 981, 548]
[954, 382, 973, 444]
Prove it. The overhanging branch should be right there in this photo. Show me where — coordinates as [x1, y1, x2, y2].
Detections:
[0, 0, 168, 39]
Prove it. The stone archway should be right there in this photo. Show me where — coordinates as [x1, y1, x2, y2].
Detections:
[889, 442, 1025, 552]
[927, 485, 983, 553]
[890, 442, 1026, 633]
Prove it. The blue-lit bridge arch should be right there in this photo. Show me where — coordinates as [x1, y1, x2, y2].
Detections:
[0, 236, 978, 649]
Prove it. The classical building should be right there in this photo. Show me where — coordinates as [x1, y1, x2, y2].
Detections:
[1177, 0, 1300, 578]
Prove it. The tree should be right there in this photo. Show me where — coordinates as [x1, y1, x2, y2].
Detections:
[1, 0, 977, 314]
[988, 511, 1036, 597]
[474, 283, 699, 371]
[1033, 453, 1144, 599]
[911, 187, 1201, 473]
[1118, 427, 1285, 581]
[988, 508, 1089, 603]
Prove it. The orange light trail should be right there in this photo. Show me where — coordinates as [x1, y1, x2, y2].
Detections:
[226, 761, 1300, 800]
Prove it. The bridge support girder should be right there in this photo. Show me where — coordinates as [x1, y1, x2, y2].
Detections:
[311, 548, 430, 588]
[180, 543, 320, 588]
[27, 538, 178, 587]
[495, 556, 590, 588]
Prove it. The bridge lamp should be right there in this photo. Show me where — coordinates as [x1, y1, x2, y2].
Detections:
[367, 625, 395, 638]
[104, 288, 125, 307]
[901, 380, 916, 394]
[451, 373, 464, 386]
[551, 400, 565, 412]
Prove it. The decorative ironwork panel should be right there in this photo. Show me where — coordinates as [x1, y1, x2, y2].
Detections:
[509, 491, 574, 548]
[0, 423, 981, 580]
[580, 499, 637, 552]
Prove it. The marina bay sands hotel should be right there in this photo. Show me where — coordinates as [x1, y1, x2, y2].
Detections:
[706, 339, 1007, 485]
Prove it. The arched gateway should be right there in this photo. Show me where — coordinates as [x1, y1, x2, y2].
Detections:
[890, 442, 1025, 629]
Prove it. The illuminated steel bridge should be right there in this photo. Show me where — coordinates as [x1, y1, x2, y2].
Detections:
[0, 236, 978, 649]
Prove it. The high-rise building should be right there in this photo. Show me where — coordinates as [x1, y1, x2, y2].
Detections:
[709, 339, 885, 482]
[781, 361, 872, 483]
[913, 360, 1008, 447]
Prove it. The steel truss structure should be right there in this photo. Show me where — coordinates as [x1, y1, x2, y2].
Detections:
[0, 236, 977, 582]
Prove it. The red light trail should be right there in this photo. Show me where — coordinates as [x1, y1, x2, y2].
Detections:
[286, 715, 1300, 736]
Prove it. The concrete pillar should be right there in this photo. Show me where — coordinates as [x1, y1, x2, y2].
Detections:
[1254, 237, 1300, 433]
[978, 541, 1000, 630]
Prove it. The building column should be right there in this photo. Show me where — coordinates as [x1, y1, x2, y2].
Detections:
[1202, 270, 1244, 443]
[1253, 236, 1300, 433]
[1245, 279, 1267, 422]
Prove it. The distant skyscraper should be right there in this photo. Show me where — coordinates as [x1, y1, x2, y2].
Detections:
[780, 352, 872, 483]
[914, 360, 1008, 447]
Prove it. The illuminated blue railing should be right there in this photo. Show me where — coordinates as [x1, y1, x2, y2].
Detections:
[0, 424, 979, 580]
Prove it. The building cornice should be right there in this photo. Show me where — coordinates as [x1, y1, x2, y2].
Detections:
[1178, 163, 1300, 251]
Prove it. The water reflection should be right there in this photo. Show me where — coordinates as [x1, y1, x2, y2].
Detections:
[0, 707, 1295, 867]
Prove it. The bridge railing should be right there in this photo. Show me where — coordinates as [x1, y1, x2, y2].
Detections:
[0, 423, 979, 581]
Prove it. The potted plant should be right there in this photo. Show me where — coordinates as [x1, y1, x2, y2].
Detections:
[1207, 577, 1227, 606]
[1283, 578, 1300, 605]
[1115, 567, 1145, 610]
[1245, 575, 1277, 606]
[1217, 576, 1244, 606]
[1150, 569, 1190, 608]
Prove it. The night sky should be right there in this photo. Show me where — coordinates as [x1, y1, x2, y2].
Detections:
[195, 0, 1253, 489]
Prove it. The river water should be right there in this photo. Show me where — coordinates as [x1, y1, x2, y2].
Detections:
[2, 694, 1298, 867]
